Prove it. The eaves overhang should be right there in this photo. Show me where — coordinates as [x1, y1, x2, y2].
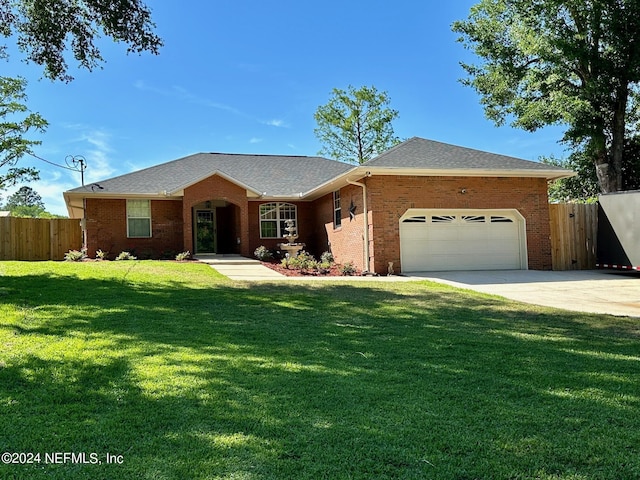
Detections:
[297, 165, 362, 200]
[357, 166, 576, 181]
[292, 164, 575, 201]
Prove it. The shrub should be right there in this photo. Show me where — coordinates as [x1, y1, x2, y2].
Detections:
[175, 251, 191, 261]
[95, 249, 108, 260]
[115, 251, 137, 261]
[318, 261, 332, 273]
[64, 249, 86, 262]
[320, 251, 334, 264]
[340, 261, 356, 276]
[280, 251, 333, 275]
[305, 259, 320, 272]
[254, 245, 274, 261]
[288, 251, 315, 271]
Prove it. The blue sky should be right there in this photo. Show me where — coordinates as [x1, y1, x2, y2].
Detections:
[5, 0, 567, 215]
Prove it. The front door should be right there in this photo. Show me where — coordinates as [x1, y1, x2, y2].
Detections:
[196, 210, 216, 253]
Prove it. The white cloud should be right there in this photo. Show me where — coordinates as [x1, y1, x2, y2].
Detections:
[32, 178, 76, 216]
[80, 130, 117, 183]
[135, 80, 247, 118]
[249, 137, 263, 144]
[57, 125, 117, 183]
[264, 119, 289, 128]
[135, 80, 290, 129]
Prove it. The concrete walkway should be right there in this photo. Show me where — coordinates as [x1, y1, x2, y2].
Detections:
[413, 270, 640, 318]
[194, 254, 414, 282]
[194, 254, 284, 280]
[194, 256, 640, 317]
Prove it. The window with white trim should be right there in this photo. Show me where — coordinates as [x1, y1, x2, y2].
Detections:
[333, 190, 342, 228]
[259, 202, 297, 238]
[127, 199, 152, 238]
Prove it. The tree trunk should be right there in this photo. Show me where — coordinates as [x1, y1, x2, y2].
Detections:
[591, 130, 615, 193]
[609, 84, 628, 192]
[595, 156, 615, 193]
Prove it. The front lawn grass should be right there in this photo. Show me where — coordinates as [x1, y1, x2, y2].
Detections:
[0, 261, 638, 479]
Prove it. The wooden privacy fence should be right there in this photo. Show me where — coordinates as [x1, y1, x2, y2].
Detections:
[0, 217, 82, 261]
[549, 203, 598, 270]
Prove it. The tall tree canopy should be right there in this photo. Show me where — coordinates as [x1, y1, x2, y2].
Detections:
[2, 0, 163, 82]
[0, 76, 47, 187]
[0, 0, 162, 186]
[453, 0, 640, 193]
[314, 85, 400, 164]
[1, 185, 62, 217]
[5, 185, 44, 209]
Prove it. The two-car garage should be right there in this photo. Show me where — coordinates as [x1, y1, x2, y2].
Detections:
[399, 209, 528, 272]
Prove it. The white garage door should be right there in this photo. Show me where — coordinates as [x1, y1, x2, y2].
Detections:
[400, 209, 527, 272]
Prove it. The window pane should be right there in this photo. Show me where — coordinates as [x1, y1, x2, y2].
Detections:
[127, 199, 150, 218]
[403, 216, 426, 223]
[432, 215, 456, 223]
[260, 203, 277, 219]
[259, 202, 297, 238]
[280, 219, 297, 236]
[128, 218, 151, 237]
[261, 221, 277, 238]
[280, 204, 296, 219]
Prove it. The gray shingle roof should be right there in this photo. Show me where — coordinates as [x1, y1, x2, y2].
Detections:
[66, 137, 572, 198]
[68, 153, 354, 196]
[363, 137, 568, 173]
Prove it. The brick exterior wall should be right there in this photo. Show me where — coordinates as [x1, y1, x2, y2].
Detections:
[366, 175, 552, 273]
[84, 174, 552, 270]
[182, 176, 250, 256]
[313, 185, 372, 272]
[85, 198, 183, 259]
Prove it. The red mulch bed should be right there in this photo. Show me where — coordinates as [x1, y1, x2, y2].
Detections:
[261, 261, 359, 277]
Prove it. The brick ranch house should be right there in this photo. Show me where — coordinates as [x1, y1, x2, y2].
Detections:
[63, 137, 572, 273]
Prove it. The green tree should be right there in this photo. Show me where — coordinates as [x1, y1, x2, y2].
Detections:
[5, 186, 44, 209]
[542, 152, 599, 203]
[544, 137, 640, 202]
[314, 85, 400, 164]
[453, 0, 640, 193]
[3, 0, 163, 82]
[0, 0, 162, 185]
[5, 186, 44, 217]
[0, 76, 47, 187]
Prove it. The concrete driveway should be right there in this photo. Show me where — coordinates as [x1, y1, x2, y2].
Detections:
[411, 270, 640, 318]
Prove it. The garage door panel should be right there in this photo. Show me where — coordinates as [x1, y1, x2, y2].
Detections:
[400, 209, 526, 272]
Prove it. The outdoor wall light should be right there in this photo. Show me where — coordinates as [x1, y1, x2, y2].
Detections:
[461, 188, 467, 194]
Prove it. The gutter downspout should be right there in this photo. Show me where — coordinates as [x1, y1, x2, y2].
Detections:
[347, 175, 371, 273]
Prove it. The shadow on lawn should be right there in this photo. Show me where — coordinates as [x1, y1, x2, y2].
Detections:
[1, 271, 639, 479]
